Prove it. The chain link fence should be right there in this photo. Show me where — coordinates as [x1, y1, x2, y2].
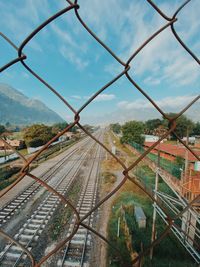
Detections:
[0, 0, 200, 266]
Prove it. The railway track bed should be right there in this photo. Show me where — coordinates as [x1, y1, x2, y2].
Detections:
[0, 132, 104, 267]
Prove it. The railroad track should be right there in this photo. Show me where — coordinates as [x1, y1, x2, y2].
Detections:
[0, 133, 102, 267]
[58, 133, 103, 267]
[0, 136, 90, 228]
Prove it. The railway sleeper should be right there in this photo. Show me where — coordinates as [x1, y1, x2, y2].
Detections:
[27, 218, 47, 224]
[14, 233, 37, 241]
[58, 259, 80, 267]
[13, 199, 24, 203]
[25, 223, 45, 229]
[0, 211, 10, 215]
[70, 239, 90, 246]
[34, 214, 49, 220]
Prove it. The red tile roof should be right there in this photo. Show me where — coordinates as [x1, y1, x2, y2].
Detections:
[144, 142, 200, 162]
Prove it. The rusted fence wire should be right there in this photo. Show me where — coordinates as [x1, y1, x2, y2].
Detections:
[0, 0, 200, 266]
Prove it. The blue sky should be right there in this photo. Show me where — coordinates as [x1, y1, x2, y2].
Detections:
[0, 0, 199, 125]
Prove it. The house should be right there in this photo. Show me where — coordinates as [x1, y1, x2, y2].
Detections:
[182, 136, 196, 145]
[59, 132, 75, 142]
[143, 134, 159, 143]
[0, 139, 25, 150]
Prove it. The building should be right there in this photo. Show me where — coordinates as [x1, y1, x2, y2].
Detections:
[144, 142, 200, 201]
[144, 142, 200, 165]
[134, 206, 146, 229]
[58, 132, 75, 142]
[0, 139, 24, 150]
[182, 136, 196, 145]
[143, 135, 159, 143]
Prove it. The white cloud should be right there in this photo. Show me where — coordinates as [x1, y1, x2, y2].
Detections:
[102, 0, 200, 88]
[70, 93, 116, 102]
[117, 99, 151, 110]
[144, 76, 161, 86]
[0, 0, 52, 51]
[162, 56, 199, 86]
[60, 46, 89, 70]
[51, 23, 77, 48]
[94, 93, 116, 102]
[71, 95, 81, 100]
[117, 95, 198, 111]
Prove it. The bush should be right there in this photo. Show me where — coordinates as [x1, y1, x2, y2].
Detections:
[0, 166, 21, 181]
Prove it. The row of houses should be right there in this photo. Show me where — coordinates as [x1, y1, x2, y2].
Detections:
[0, 131, 80, 151]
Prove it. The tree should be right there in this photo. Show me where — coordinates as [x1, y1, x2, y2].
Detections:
[23, 124, 55, 147]
[52, 122, 69, 132]
[110, 123, 121, 134]
[145, 119, 162, 134]
[163, 113, 194, 139]
[120, 121, 145, 145]
[0, 126, 11, 160]
[5, 122, 11, 128]
[0, 125, 6, 135]
[192, 122, 200, 136]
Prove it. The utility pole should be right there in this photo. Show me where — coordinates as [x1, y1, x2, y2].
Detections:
[150, 143, 160, 260]
[117, 217, 120, 238]
[184, 127, 189, 183]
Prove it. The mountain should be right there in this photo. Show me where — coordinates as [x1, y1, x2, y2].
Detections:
[0, 84, 64, 125]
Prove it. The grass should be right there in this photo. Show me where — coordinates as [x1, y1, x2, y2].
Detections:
[49, 177, 82, 241]
[107, 180, 197, 267]
[107, 132, 197, 267]
[101, 172, 117, 195]
[147, 153, 182, 179]
[0, 166, 21, 190]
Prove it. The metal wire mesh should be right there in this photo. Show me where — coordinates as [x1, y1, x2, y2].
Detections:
[0, 0, 199, 266]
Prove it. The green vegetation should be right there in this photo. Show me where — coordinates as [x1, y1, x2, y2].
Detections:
[51, 122, 77, 134]
[145, 119, 162, 134]
[107, 133, 197, 267]
[23, 124, 56, 147]
[193, 122, 200, 136]
[120, 121, 145, 145]
[108, 181, 197, 267]
[130, 141, 182, 179]
[0, 166, 21, 190]
[0, 125, 6, 135]
[148, 153, 182, 179]
[110, 123, 121, 134]
[163, 113, 194, 139]
[119, 114, 199, 139]
[102, 172, 117, 184]
[134, 165, 175, 195]
[49, 177, 82, 240]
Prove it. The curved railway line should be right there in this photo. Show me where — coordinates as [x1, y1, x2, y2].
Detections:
[0, 131, 104, 267]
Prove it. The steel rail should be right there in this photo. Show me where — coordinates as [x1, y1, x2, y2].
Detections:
[0, 135, 99, 266]
[0, 137, 90, 227]
[0, 0, 199, 265]
[60, 132, 103, 267]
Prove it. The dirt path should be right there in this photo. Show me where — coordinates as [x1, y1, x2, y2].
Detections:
[97, 171, 124, 267]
